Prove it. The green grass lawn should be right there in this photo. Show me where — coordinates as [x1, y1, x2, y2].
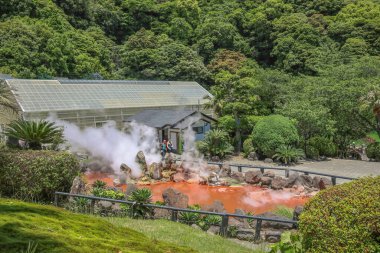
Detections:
[107, 217, 258, 253]
[0, 198, 194, 253]
[368, 131, 380, 142]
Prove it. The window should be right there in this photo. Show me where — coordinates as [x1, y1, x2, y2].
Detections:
[192, 126, 204, 134]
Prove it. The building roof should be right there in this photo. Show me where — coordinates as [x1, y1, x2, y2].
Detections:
[126, 109, 216, 129]
[5, 79, 212, 113]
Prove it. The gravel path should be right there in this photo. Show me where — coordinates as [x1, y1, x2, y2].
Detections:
[227, 156, 380, 184]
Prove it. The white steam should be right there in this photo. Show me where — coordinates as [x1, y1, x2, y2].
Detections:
[49, 116, 160, 177]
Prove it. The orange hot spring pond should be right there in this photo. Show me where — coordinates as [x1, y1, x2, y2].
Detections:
[86, 173, 310, 214]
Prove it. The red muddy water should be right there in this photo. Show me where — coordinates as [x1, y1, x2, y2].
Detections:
[86, 172, 309, 214]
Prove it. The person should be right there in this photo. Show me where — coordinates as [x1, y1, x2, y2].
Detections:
[167, 140, 173, 154]
[161, 140, 167, 160]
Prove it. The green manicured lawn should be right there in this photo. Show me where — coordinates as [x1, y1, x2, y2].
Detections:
[107, 217, 258, 253]
[0, 198, 194, 253]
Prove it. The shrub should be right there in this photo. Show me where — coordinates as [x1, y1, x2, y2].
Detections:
[252, 115, 299, 157]
[92, 188, 125, 200]
[179, 205, 201, 225]
[299, 176, 380, 252]
[242, 137, 255, 157]
[367, 142, 380, 161]
[270, 231, 304, 253]
[272, 206, 294, 219]
[306, 136, 337, 159]
[127, 188, 153, 219]
[0, 150, 80, 202]
[197, 129, 234, 158]
[272, 146, 304, 165]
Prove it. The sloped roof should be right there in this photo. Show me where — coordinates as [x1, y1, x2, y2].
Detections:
[5, 79, 212, 113]
[126, 109, 216, 129]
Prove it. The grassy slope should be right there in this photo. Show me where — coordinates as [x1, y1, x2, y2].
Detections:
[108, 218, 257, 253]
[0, 198, 195, 253]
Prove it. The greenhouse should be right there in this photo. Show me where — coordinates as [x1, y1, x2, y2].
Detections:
[3, 79, 213, 129]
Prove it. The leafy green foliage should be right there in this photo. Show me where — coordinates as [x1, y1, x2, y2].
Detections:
[273, 146, 304, 165]
[0, 150, 80, 202]
[197, 129, 234, 158]
[0, 80, 18, 116]
[92, 180, 107, 189]
[252, 115, 299, 157]
[242, 137, 255, 157]
[270, 231, 304, 253]
[366, 142, 380, 161]
[127, 188, 154, 219]
[306, 136, 337, 159]
[179, 205, 201, 225]
[5, 120, 63, 150]
[299, 176, 380, 252]
[197, 214, 222, 231]
[92, 188, 124, 200]
[0, 198, 193, 253]
[272, 206, 294, 219]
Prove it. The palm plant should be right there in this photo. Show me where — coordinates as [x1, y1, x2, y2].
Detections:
[4, 119, 63, 150]
[179, 204, 201, 225]
[272, 146, 305, 165]
[127, 188, 153, 219]
[197, 129, 234, 158]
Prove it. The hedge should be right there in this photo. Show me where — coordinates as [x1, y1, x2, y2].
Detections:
[299, 176, 380, 252]
[0, 150, 80, 202]
[367, 142, 380, 161]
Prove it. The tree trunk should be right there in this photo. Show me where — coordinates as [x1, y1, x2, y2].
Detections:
[234, 112, 241, 153]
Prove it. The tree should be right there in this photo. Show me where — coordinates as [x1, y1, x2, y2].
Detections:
[0, 80, 18, 117]
[5, 120, 63, 150]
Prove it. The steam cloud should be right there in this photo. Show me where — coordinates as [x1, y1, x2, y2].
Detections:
[49, 116, 161, 177]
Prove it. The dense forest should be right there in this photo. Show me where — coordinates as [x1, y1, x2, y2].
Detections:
[0, 0, 379, 157]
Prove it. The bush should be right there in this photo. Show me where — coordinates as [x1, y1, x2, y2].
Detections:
[251, 115, 299, 157]
[197, 129, 234, 158]
[306, 136, 337, 159]
[299, 176, 380, 252]
[92, 188, 125, 200]
[242, 137, 255, 157]
[367, 142, 380, 161]
[272, 146, 304, 165]
[0, 150, 80, 202]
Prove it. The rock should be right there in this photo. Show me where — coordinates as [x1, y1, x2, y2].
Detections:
[162, 170, 175, 179]
[149, 162, 162, 180]
[207, 165, 220, 173]
[234, 209, 246, 222]
[312, 176, 321, 188]
[207, 225, 220, 235]
[229, 217, 250, 229]
[112, 203, 122, 212]
[259, 212, 293, 229]
[199, 176, 208, 185]
[284, 173, 301, 188]
[299, 174, 313, 188]
[98, 200, 112, 209]
[172, 172, 185, 182]
[293, 205, 304, 222]
[191, 224, 202, 230]
[265, 231, 282, 243]
[219, 163, 231, 177]
[236, 228, 255, 241]
[154, 209, 170, 219]
[135, 151, 147, 174]
[245, 171, 262, 184]
[263, 171, 275, 178]
[264, 158, 273, 163]
[247, 152, 258, 161]
[120, 163, 132, 179]
[271, 176, 286, 190]
[162, 188, 189, 208]
[125, 184, 138, 198]
[319, 177, 332, 190]
[170, 163, 178, 171]
[205, 200, 226, 213]
[113, 178, 121, 186]
[260, 176, 272, 186]
[211, 156, 220, 162]
[230, 172, 244, 182]
[70, 176, 86, 195]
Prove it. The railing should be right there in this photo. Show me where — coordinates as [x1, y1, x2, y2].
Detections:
[54, 192, 297, 241]
[198, 161, 356, 185]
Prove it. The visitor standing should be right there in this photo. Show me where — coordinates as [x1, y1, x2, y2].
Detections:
[167, 140, 173, 154]
[161, 140, 167, 160]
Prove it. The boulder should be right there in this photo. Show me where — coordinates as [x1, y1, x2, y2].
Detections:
[234, 209, 246, 222]
[292, 205, 304, 222]
[264, 158, 273, 163]
[271, 176, 286, 190]
[207, 225, 220, 235]
[154, 209, 170, 219]
[219, 163, 231, 177]
[260, 176, 272, 186]
[299, 174, 313, 188]
[125, 184, 138, 198]
[245, 171, 262, 184]
[205, 200, 226, 213]
[263, 171, 275, 178]
[135, 151, 147, 174]
[312, 176, 321, 188]
[206, 165, 220, 173]
[229, 217, 250, 229]
[247, 152, 258, 161]
[211, 156, 220, 162]
[284, 172, 301, 188]
[70, 176, 86, 195]
[236, 228, 255, 241]
[162, 188, 189, 208]
[191, 224, 202, 230]
[172, 172, 185, 182]
[319, 177, 332, 190]
[170, 163, 178, 171]
[230, 171, 244, 183]
[265, 231, 282, 243]
[148, 162, 162, 180]
[113, 178, 121, 186]
[98, 200, 112, 209]
[259, 212, 293, 230]
[120, 163, 132, 180]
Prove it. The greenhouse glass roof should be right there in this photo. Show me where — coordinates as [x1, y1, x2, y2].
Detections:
[5, 79, 212, 113]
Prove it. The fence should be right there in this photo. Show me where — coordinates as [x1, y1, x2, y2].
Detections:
[205, 161, 356, 185]
[54, 191, 297, 241]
